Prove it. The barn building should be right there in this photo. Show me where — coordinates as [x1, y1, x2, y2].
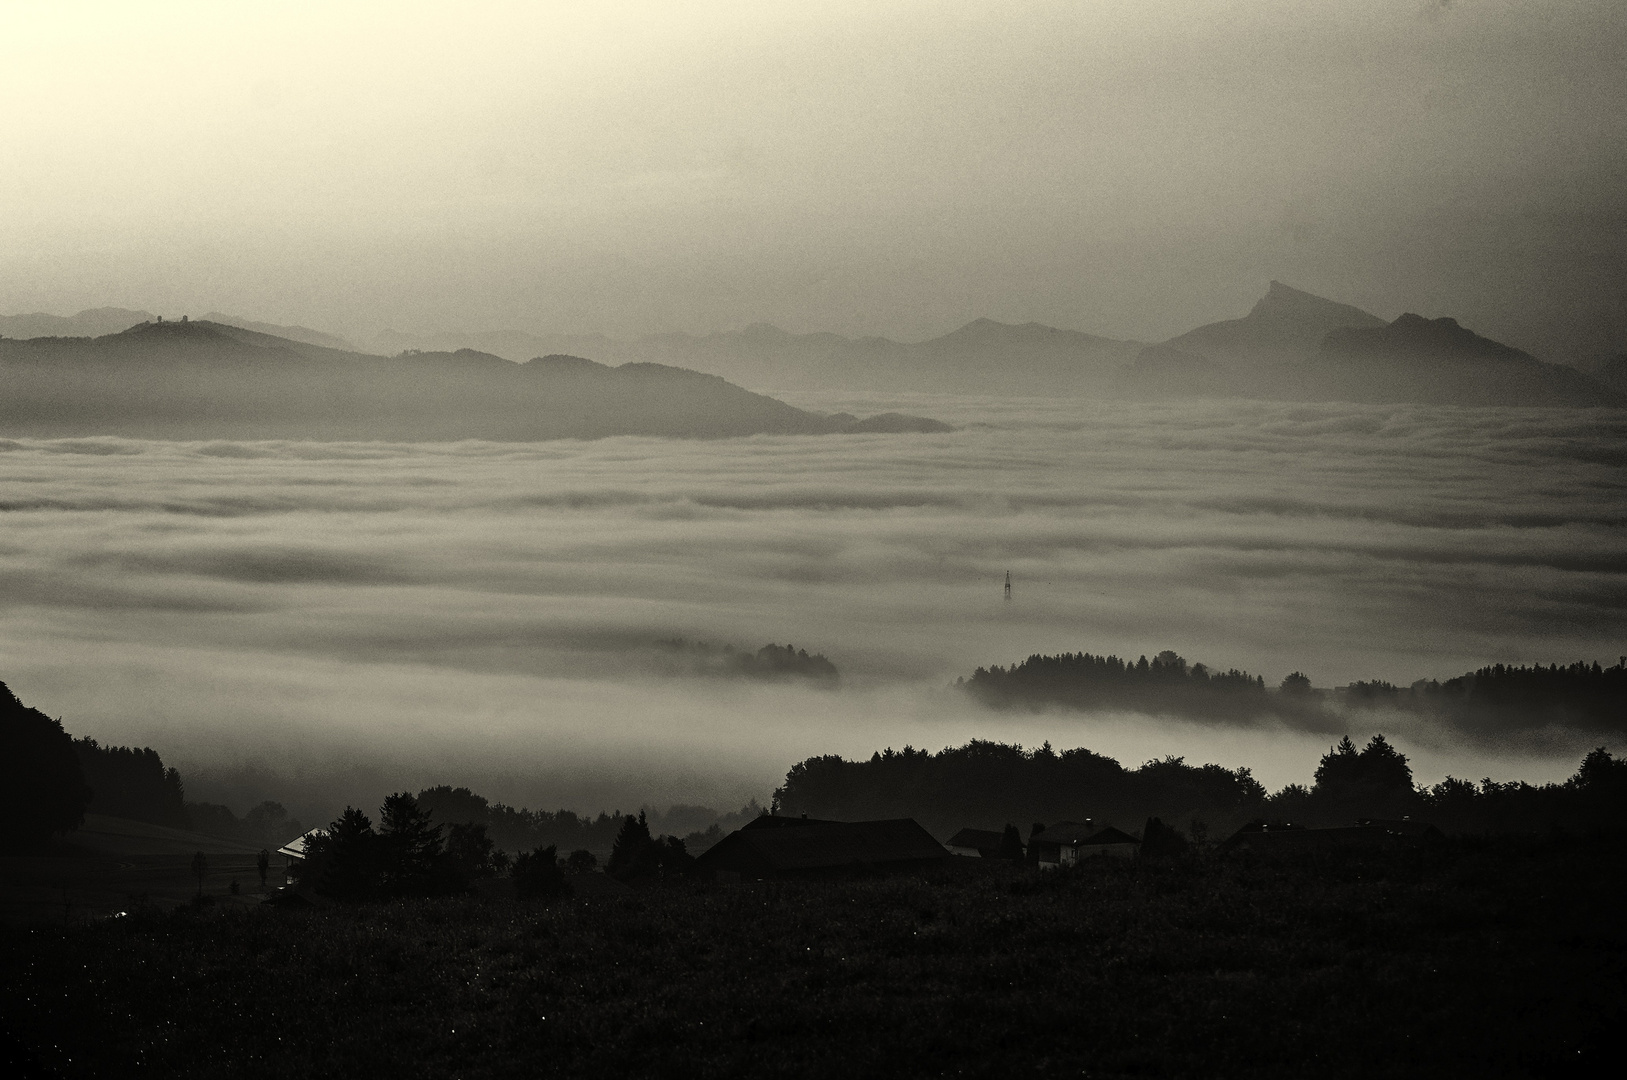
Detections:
[693, 815, 950, 882]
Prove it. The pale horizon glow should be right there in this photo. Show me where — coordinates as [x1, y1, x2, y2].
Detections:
[2, 1, 1624, 361]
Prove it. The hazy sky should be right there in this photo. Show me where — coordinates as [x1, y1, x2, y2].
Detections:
[3, 1, 1624, 360]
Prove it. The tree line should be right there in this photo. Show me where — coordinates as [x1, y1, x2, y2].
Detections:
[296, 796, 698, 901]
[772, 735, 1627, 840]
[772, 738, 1269, 839]
[652, 639, 840, 684]
[415, 785, 759, 856]
[963, 650, 1627, 739]
[1346, 660, 1627, 736]
[2, 678, 302, 846]
[961, 650, 1335, 726]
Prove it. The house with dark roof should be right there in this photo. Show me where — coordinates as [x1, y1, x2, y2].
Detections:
[692, 815, 950, 882]
[1029, 820, 1140, 867]
[275, 828, 324, 886]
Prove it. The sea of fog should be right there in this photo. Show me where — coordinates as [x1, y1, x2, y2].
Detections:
[2, 395, 1624, 826]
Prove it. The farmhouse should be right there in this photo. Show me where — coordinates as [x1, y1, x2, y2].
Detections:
[275, 828, 324, 885]
[1029, 821, 1141, 867]
[1059, 826, 1140, 865]
[693, 815, 949, 882]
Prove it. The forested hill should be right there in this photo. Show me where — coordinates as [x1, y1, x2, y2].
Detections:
[772, 738, 1627, 841]
[0, 320, 947, 441]
[963, 650, 1627, 739]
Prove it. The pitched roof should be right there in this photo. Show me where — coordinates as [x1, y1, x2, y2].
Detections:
[276, 829, 325, 860]
[1029, 822, 1139, 853]
[696, 818, 949, 874]
[946, 828, 1006, 850]
[741, 814, 843, 831]
[1074, 826, 1139, 847]
[1032, 821, 1098, 845]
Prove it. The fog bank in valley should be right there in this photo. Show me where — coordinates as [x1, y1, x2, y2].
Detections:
[1, 395, 1621, 824]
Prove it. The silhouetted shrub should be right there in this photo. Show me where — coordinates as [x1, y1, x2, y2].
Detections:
[1140, 817, 1190, 858]
[299, 806, 381, 900]
[1307, 734, 1417, 819]
[607, 811, 654, 878]
[445, 821, 498, 880]
[512, 845, 569, 900]
[378, 793, 445, 896]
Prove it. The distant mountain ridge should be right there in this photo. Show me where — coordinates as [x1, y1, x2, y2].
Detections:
[1312, 314, 1620, 407]
[1118, 283, 1620, 407]
[380, 281, 1621, 408]
[376, 317, 1143, 396]
[1119, 282, 1387, 398]
[1164, 281, 1387, 364]
[0, 307, 365, 353]
[12, 288, 1623, 410]
[0, 320, 948, 441]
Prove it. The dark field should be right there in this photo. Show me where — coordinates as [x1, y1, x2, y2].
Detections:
[0, 814, 271, 926]
[4, 838, 1625, 1079]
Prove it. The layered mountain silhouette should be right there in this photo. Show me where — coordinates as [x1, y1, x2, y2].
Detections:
[1312, 314, 1621, 407]
[0, 307, 359, 352]
[0, 319, 948, 441]
[1120, 282, 1621, 407]
[1596, 354, 1627, 396]
[9, 291, 1621, 414]
[1119, 282, 1386, 398]
[378, 318, 1142, 395]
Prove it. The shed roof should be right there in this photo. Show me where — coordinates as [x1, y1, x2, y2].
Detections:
[696, 818, 949, 875]
[1071, 825, 1139, 847]
[276, 829, 325, 860]
[1032, 821, 1099, 845]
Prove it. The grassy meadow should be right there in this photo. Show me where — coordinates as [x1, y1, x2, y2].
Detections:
[3, 835, 1624, 1078]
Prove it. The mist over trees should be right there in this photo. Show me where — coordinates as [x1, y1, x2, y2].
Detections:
[71, 733, 303, 845]
[652, 639, 839, 684]
[414, 785, 627, 855]
[1344, 660, 1627, 737]
[963, 650, 1627, 740]
[184, 799, 305, 848]
[962, 649, 1337, 728]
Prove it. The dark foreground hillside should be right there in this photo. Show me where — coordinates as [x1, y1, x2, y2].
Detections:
[4, 836, 1624, 1078]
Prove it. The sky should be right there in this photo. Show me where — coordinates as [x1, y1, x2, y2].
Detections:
[2, 394, 1621, 824]
[2, 0, 1624, 361]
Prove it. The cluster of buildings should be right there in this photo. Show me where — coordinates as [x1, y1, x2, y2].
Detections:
[275, 812, 1438, 890]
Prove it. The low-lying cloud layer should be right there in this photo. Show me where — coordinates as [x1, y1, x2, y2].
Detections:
[2, 396, 1622, 822]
